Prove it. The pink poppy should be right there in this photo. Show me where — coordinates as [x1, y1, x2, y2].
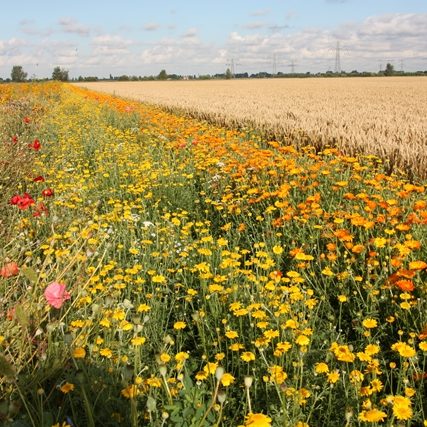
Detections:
[44, 282, 71, 309]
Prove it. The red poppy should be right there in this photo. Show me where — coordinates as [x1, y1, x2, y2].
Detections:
[33, 202, 48, 217]
[30, 139, 41, 151]
[33, 175, 45, 182]
[23, 117, 31, 124]
[10, 193, 35, 210]
[9, 195, 21, 205]
[12, 135, 18, 144]
[41, 188, 54, 197]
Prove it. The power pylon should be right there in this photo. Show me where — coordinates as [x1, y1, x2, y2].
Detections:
[334, 41, 341, 73]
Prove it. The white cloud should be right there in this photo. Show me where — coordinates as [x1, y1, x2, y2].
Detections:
[250, 9, 270, 17]
[144, 23, 161, 31]
[59, 18, 90, 36]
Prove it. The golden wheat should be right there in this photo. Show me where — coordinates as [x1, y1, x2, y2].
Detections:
[74, 77, 427, 179]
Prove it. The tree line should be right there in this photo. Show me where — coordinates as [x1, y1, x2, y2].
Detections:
[3, 63, 427, 84]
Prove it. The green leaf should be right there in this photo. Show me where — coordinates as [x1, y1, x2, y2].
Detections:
[0, 354, 15, 378]
[21, 267, 38, 283]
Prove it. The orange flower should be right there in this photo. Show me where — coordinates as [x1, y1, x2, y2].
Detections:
[395, 279, 415, 292]
[0, 262, 19, 278]
[409, 260, 427, 271]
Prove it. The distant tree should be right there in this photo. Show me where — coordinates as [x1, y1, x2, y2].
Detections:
[225, 68, 233, 79]
[52, 66, 69, 81]
[158, 69, 168, 80]
[384, 63, 395, 76]
[11, 65, 27, 82]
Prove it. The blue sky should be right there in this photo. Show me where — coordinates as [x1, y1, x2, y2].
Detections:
[1, 0, 426, 78]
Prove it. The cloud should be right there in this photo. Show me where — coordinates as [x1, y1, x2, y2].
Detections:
[268, 25, 289, 32]
[250, 9, 270, 17]
[90, 34, 134, 59]
[58, 18, 90, 36]
[182, 27, 198, 39]
[144, 23, 161, 31]
[223, 13, 427, 72]
[19, 20, 53, 37]
[2, 12, 427, 77]
[243, 22, 266, 30]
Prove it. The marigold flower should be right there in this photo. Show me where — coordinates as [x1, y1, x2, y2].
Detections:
[121, 384, 139, 398]
[60, 382, 75, 394]
[392, 396, 412, 420]
[240, 352, 256, 362]
[221, 373, 235, 387]
[362, 318, 378, 329]
[327, 370, 340, 384]
[244, 412, 272, 427]
[173, 321, 186, 330]
[72, 347, 86, 358]
[315, 362, 329, 374]
[131, 336, 146, 346]
[225, 330, 239, 339]
[391, 342, 416, 358]
[358, 408, 387, 422]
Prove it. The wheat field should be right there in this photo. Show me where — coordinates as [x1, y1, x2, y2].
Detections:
[75, 77, 427, 180]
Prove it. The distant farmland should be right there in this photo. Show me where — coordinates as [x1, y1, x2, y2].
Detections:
[75, 77, 427, 179]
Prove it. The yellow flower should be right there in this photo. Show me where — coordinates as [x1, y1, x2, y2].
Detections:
[173, 321, 187, 330]
[60, 382, 74, 394]
[314, 362, 329, 374]
[330, 342, 355, 363]
[362, 318, 378, 329]
[152, 274, 166, 284]
[131, 336, 146, 346]
[404, 387, 416, 397]
[137, 303, 151, 312]
[241, 352, 256, 362]
[221, 373, 235, 387]
[195, 370, 208, 381]
[327, 370, 340, 384]
[295, 335, 310, 347]
[203, 362, 218, 374]
[72, 347, 86, 358]
[365, 344, 380, 355]
[358, 408, 387, 422]
[225, 330, 239, 339]
[244, 413, 272, 427]
[337, 295, 347, 303]
[272, 245, 283, 255]
[419, 341, 427, 351]
[175, 352, 190, 363]
[159, 353, 171, 363]
[393, 396, 413, 420]
[391, 342, 416, 358]
[100, 348, 113, 358]
[121, 384, 139, 398]
[373, 237, 387, 248]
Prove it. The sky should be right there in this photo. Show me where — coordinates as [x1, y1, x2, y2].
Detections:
[1, 0, 427, 78]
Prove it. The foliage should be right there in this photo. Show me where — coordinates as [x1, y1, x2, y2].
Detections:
[0, 82, 426, 427]
[10, 66, 27, 82]
[52, 67, 69, 82]
[384, 63, 395, 76]
[158, 70, 168, 81]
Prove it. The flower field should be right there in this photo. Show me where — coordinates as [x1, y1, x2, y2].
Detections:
[1, 82, 426, 427]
